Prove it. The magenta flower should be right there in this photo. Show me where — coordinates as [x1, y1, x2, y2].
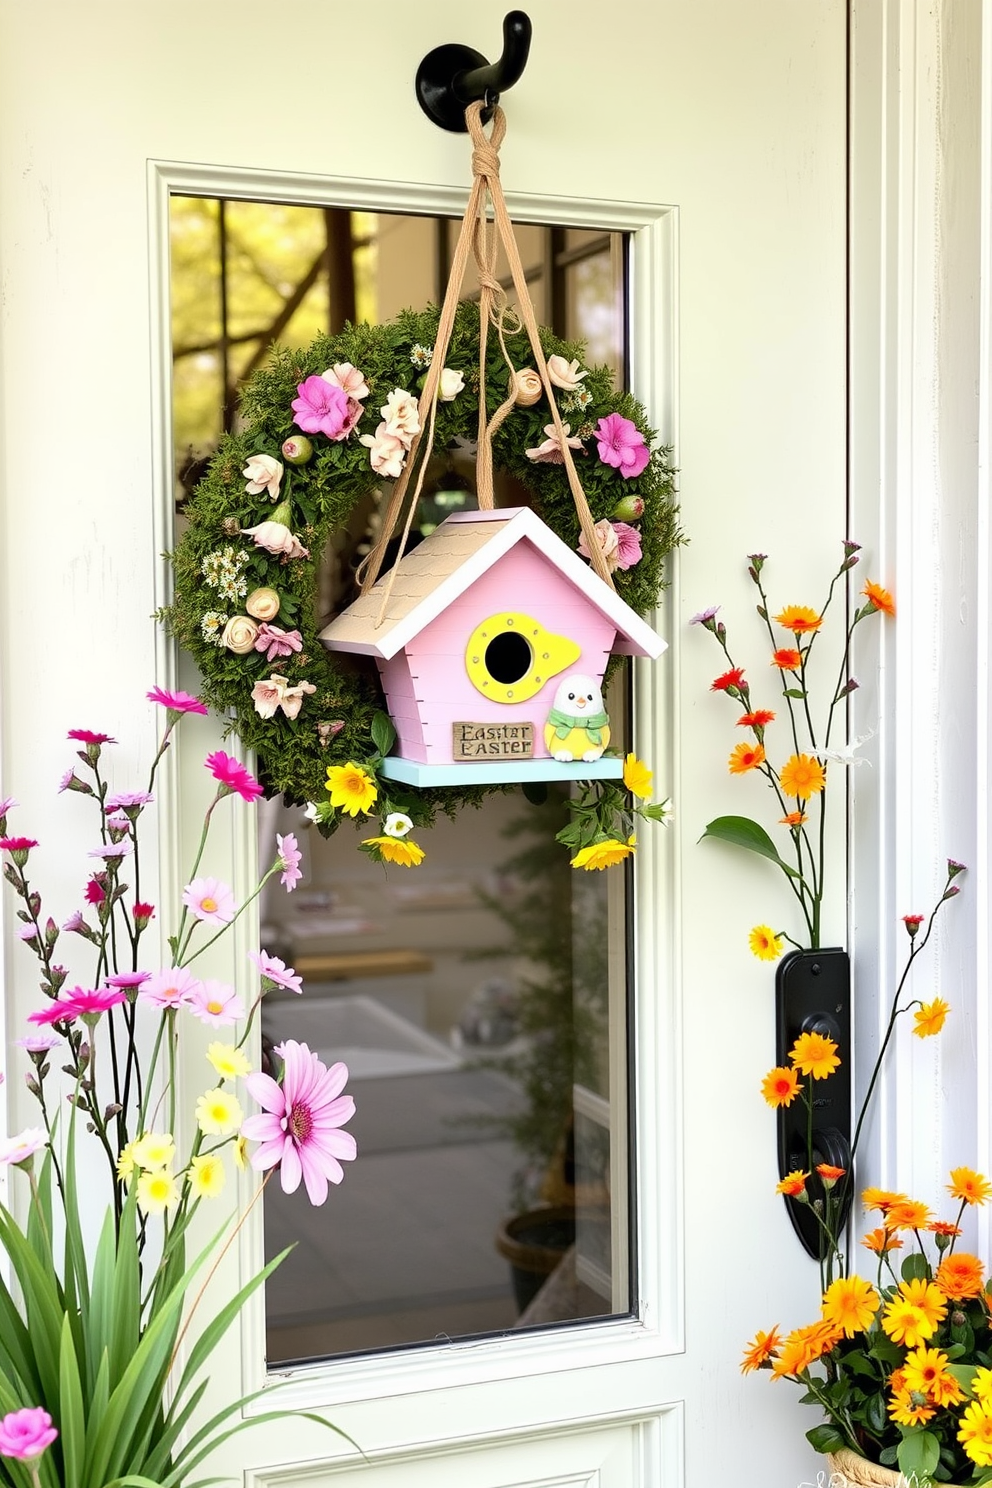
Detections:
[68, 729, 116, 746]
[84, 877, 106, 905]
[27, 1002, 70, 1028]
[0, 1407, 58, 1461]
[254, 624, 304, 664]
[133, 901, 155, 928]
[249, 948, 303, 994]
[277, 832, 303, 892]
[291, 376, 353, 440]
[612, 521, 642, 570]
[139, 966, 202, 1011]
[205, 750, 264, 803]
[0, 837, 37, 853]
[594, 413, 650, 479]
[105, 972, 150, 992]
[147, 686, 209, 716]
[242, 1039, 357, 1204]
[47, 987, 128, 1022]
[186, 981, 245, 1027]
[182, 876, 236, 927]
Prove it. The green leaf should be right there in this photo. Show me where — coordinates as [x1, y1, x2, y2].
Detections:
[838, 1350, 876, 1378]
[897, 1428, 940, 1483]
[879, 1446, 898, 1465]
[869, 1336, 904, 1365]
[699, 816, 804, 879]
[522, 782, 548, 806]
[901, 1252, 930, 1283]
[805, 1423, 846, 1453]
[370, 711, 396, 757]
[783, 687, 807, 699]
[59, 1313, 85, 1488]
[865, 1390, 888, 1435]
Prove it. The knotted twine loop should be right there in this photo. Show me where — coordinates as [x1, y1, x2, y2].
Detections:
[358, 100, 615, 622]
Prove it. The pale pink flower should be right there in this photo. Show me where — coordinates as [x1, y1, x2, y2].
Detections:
[547, 355, 588, 390]
[322, 362, 370, 401]
[380, 388, 421, 446]
[577, 519, 621, 571]
[17, 925, 37, 942]
[277, 832, 303, 891]
[594, 412, 650, 479]
[0, 1129, 46, 1166]
[105, 813, 131, 837]
[240, 521, 310, 560]
[182, 876, 236, 927]
[0, 797, 16, 819]
[251, 676, 288, 720]
[253, 624, 304, 663]
[105, 791, 154, 811]
[359, 424, 407, 478]
[0, 1407, 58, 1461]
[88, 840, 133, 860]
[291, 376, 353, 439]
[147, 686, 208, 716]
[250, 948, 303, 993]
[280, 678, 317, 720]
[62, 910, 90, 935]
[242, 1039, 357, 1204]
[186, 981, 245, 1027]
[525, 422, 584, 464]
[105, 972, 150, 992]
[16, 1034, 61, 1053]
[242, 453, 284, 501]
[612, 521, 642, 570]
[140, 966, 202, 1011]
[205, 750, 264, 801]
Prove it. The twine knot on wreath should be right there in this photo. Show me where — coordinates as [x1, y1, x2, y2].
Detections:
[164, 103, 682, 867]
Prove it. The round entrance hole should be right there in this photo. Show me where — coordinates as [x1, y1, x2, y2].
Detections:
[484, 630, 533, 685]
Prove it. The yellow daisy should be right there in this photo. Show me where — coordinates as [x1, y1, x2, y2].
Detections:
[749, 925, 785, 961]
[570, 838, 636, 871]
[116, 1140, 138, 1185]
[232, 1136, 249, 1171]
[188, 1153, 226, 1199]
[325, 762, 378, 817]
[137, 1167, 180, 1216]
[913, 997, 950, 1037]
[774, 605, 823, 634]
[779, 753, 826, 799]
[362, 835, 426, 867]
[206, 1042, 251, 1080]
[958, 1400, 992, 1467]
[821, 1275, 879, 1337]
[622, 753, 653, 799]
[131, 1131, 176, 1171]
[789, 1030, 841, 1080]
[195, 1087, 244, 1136]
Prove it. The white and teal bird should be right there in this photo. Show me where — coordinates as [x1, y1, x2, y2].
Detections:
[543, 674, 611, 762]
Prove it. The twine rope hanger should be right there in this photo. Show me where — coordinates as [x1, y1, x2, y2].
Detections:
[358, 98, 616, 626]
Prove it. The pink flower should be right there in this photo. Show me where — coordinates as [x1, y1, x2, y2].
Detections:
[17, 925, 38, 942]
[146, 686, 209, 716]
[251, 676, 288, 720]
[105, 972, 150, 993]
[186, 981, 245, 1027]
[0, 797, 16, 819]
[594, 413, 650, 479]
[105, 814, 131, 837]
[242, 1039, 357, 1204]
[277, 833, 303, 891]
[87, 840, 133, 860]
[240, 521, 310, 560]
[182, 876, 236, 926]
[291, 376, 353, 439]
[205, 750, 264, 802]
[611, 521, 642, 570]
[84, 877, 106, 905]
[525, 422, 584, 464]
[322, 362, 370, 400]
[359, 423, 407, 478]
[27, 1002, 70, 1027]
[250, 948, 303, 993]
[140, 966, 202, 1011]
[133, 901, 155, 928]
[0, 1130, 47, 1167]
[62, 910, 90, 935]
[280, 678, 317, 720]
[67, 729, 116, 746]
[57, 987, 128, 1019]
[0, 837, 37, 854]
[242, 453, 284, 500]
[105, 791, 154, 811]
[253, 624, 304, 663]
[0, 1407, 58, 1461]
[577, 519, 621, 571]
[16, 1034, 61, 1053]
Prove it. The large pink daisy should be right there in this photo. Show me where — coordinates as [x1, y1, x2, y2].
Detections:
[205, 750, 263, 803]
[242, 1039, 356, 1205]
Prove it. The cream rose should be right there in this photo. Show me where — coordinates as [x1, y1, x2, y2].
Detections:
[547, 355, 588, 391]
[221, 615, 260, 654]
[245, 587, 281, 621]
[512, 368, 543, 406]
[439, 368, 465, 402]
[381, 388, 421, 446]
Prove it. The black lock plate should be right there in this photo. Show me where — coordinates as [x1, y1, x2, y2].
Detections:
[775, 947, 852, 1258]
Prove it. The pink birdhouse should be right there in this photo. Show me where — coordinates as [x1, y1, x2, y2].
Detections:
[319, 507, 666, 786]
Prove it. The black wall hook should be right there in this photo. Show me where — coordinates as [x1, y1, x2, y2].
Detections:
[416, 11, 532, 133]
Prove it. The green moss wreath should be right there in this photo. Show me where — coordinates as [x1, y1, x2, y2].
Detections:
[166, 300, 681, 833]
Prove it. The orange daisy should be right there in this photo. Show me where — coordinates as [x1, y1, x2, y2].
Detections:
[769, 1322, 841, 1378]
[728, 741, 765, 774]
[761, 1066, 803, 1108]
[789, 1030, 841, 1080]
[861, 1227, 903, 1254]
[774, 605, 823, 634]
[821, 1275, 880, 1336]
[777, 1170, 809, 1198]
[862, 1187, 906, 1212]
[935, 1251, 986, 1299]
[780, 810, 807, 826]
[948, 1166, 992, 1206]
[816, 1163, 846, 1185]
[779, 753, 827, 799]
[740, 1327, 781, 1374]
[927, 1220, 962, 1238]
[913, 997, 950, 1037]
[888, 1385, 935, 1427]
[772, 648, 802, 671]
[863, 580, 896, 616]
[885, 1198, 933, 1231]
[738, 709, 776, 728]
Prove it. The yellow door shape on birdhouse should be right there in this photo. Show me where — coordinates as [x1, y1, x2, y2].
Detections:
[464, 612, 582, 704]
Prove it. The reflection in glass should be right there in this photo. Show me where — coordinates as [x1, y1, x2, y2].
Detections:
[168, 197, 633, 1362]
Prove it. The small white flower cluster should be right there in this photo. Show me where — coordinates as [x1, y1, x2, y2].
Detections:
[410, 343, 433, 368]
[201, 610, 228, 645]
[561, 386, 593, 415]
[201, 545, 249, 603]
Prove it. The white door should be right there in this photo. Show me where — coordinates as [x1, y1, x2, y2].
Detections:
[0, 3, 848, 1484]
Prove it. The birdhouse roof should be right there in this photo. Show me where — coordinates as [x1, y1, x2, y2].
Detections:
[319, 506, 667, 660]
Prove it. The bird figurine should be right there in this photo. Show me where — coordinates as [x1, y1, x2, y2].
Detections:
[543, 674, 611, 762]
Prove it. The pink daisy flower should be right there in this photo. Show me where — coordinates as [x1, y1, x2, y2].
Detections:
[88, 841, 133, 860]
[146, 686, 208, 716]
[205, 751, 264, 803]
[182, 876, 235, 926]
[139, 966, 202, 1011]
[594, 413, 650, 479]
[16, 1033, 61, 1053]
[67, 729, 116, 747]
[105, 972, 150, 993]
[0, 797, 17, 820]
[249, 948, 303, 994]
[277, 832, 303, 892]
[105, 791, 154, 811]
[186, 980, 245, 1027]
[242, 1039, 357, 1204]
